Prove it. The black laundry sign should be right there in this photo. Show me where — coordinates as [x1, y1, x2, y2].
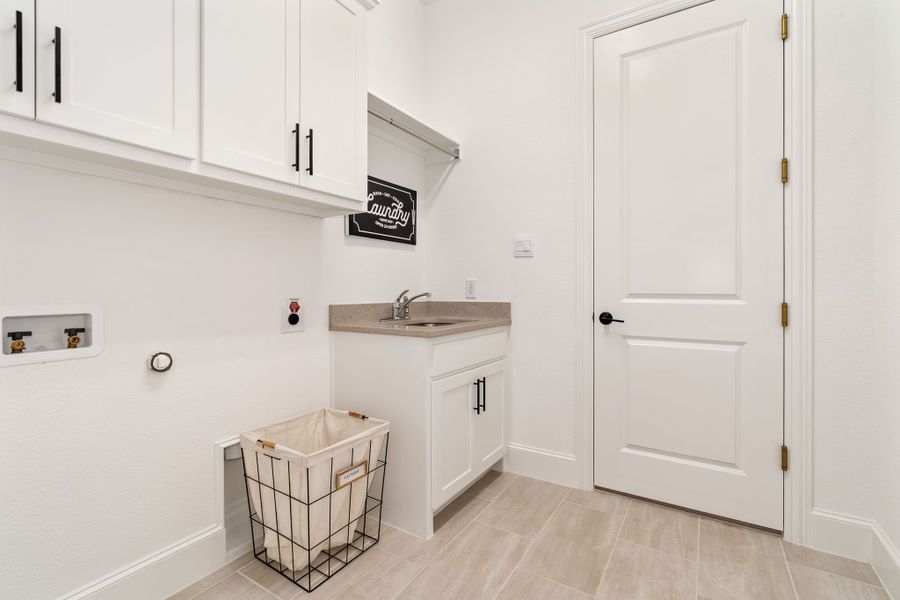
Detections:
[347, 176, 417, 245]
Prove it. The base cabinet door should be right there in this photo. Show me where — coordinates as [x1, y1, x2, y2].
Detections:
[201, 0, 300, 182]
[298, 0, 366, 200]
[431, 370, 477, 509]
[0, 0, 34, 118]
[472, 360, 506, 473]
[35, 0, 198, 157]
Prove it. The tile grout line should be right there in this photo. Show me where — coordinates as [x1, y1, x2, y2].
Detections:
[180, 556, 253, 600]
[779, 538, 801, 600]
[485, 488, 569, 600]
[594, 496, 631, 595]
[695, 516, 701, 598]
[235, 571, 281, 599]
[386, 475, 523, 600]
[780, 555, 891, 596]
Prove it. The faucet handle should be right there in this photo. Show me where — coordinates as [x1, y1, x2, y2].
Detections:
[394, 289, 410, 305]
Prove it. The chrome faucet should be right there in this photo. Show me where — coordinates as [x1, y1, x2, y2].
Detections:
[381, 289, 432, 322]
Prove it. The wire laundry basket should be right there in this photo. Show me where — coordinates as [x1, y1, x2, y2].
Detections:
[240, 408, 389, 592]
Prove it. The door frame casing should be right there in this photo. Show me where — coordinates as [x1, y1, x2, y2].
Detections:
[573, 0, 812, 544]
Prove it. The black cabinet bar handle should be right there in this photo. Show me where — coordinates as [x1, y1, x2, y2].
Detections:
[53, 26, 61, 103]
[14, 11, 22, 92]
[473, 380, 481, 415]
[291, 123, 299, 172]
[305, 128, 313, 175]
[480, 377, 487, 412]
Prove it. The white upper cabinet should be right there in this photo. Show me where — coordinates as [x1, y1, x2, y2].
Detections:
[0, 0, 371, 215]
[299, 0, 366, 200]
[34, 0, 198, 157]
[202, 0, 366, 200]
[202, 0, 300, 183]
[0, 0, 34, 118]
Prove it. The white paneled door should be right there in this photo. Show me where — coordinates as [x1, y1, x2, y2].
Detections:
[593, 0, 784, 529]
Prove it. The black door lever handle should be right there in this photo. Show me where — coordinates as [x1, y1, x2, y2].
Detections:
[598, 312, 624, 325]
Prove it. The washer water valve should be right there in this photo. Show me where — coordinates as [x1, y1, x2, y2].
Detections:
[7, 331, 32, 354]
[65, 327, 86, 348]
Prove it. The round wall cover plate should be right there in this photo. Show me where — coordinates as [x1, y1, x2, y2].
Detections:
[149, 352, 173, 372]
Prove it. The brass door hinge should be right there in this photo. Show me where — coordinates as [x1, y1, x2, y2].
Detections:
[781, 158, 789, 184]
[781, 445, 789, 471]
[781, 302, 789, 327]
[781, 13, 789, 41]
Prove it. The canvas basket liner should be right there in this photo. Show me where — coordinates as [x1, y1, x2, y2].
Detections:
[240, 408, 390, 572]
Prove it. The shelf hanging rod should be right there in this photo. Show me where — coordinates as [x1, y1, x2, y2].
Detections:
[368, 108, 460, 159]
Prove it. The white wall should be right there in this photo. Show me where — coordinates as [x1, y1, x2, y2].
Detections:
[0, 1, 429, 598]
[421, 0, 892, 556]
[324, 0, 428, 304]
[0, 163, 329, 599]
[871, 0, 900, 592]
[324, 133, 428, 304]
[366, 0, 427, 115]
[811, 1, 877, 522]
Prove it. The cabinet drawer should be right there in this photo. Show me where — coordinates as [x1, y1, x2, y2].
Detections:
[432, 329, 508, 378]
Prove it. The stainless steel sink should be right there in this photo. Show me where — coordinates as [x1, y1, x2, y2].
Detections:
[404, 321, 457, 327]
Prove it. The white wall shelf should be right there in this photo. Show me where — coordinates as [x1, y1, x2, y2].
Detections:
[367, 93, 461, 160]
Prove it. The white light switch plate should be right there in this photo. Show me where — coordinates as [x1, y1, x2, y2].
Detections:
[514, 235, 535, 258]
[281, 298, 305, 333]
[465, 279, 478, 299]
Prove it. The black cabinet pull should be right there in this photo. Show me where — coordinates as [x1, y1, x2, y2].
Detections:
[480, 377, 487, 412]
[305, 128, 313, 175]
[52, 26, 61, 103]
[473, 380, 481, 414]
[291, 123, 300, 172]
[14, 10, 22, 92]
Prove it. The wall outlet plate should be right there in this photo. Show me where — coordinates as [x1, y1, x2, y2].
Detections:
[514, 235, 535, 257]
[465, 279, 478, 299]
[281, 298, 305, 333]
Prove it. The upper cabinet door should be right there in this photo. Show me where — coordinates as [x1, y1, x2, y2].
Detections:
[299, 0, 366, 200]
[35, 0, 198, 157]
[202, 0, 300, 183]
[0, 0, 34, 119]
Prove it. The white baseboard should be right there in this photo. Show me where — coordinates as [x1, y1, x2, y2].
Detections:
[60, 526, 226, 600]
[806, 508, 899, 599]
[806, 509, 874, 561]
[225, 540, 253, 564]
[871, 521, 900, 600]
[504, 442, 578, 487]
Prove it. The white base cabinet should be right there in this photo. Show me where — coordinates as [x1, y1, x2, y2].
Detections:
[332, 327, 509, 539]
[432, 359, 506, 509]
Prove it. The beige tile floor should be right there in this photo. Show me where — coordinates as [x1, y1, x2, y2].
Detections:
[169, 472, 890, 600]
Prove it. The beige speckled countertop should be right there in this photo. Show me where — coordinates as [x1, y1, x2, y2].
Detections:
[329, 301, 511, 338]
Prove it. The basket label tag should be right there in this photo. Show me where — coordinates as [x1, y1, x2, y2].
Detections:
[335, 460, 368, 490]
